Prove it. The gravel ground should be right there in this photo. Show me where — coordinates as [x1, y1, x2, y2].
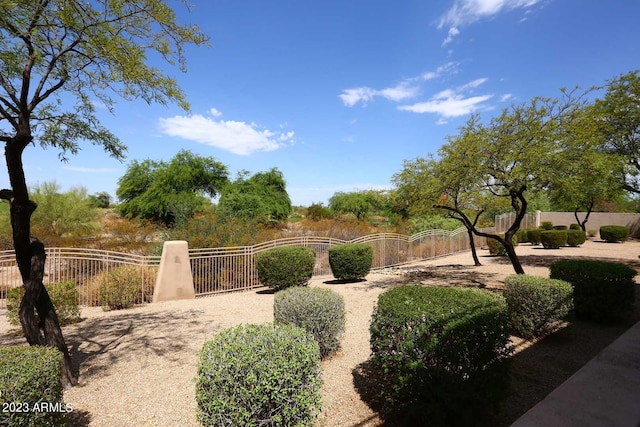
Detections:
[1, 239, 639, 426]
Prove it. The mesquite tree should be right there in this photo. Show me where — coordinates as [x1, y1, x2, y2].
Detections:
[0, 0, 207, 385]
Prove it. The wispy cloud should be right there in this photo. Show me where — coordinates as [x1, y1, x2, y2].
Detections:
[158, 109, 295, 156]
[63, 166, 121, 173]
[398, 78, 493, 122]
[339, 62, 459, 107]
[439, 0, 543, 45]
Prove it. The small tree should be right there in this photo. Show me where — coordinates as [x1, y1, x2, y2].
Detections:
[0, 0, 208, 385]
[328, 191, 375, 221]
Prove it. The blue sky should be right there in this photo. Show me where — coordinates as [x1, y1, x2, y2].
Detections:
[10, 0, 640, 206]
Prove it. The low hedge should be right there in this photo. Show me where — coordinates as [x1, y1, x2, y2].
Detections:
[328, 243, 373, 281]
[540, 230, 567, 249]
[274, 287, 346, 358]
[527, 228, 542, 245]
[599, 225, 630, 243]
[369, 285, 511, 426]
[256, 246, 316, 290]
[516, 228, 530, 243]
[0, 346, 69, 427]
[487, 234, 518, 256]
[503, 275, 573, 339]
[7, 281, 80, 326]
[196, 323, 322, 426]
[94, 265, 156, 310]
[566, 229, 586, 247]
[550, 259, 637, 322]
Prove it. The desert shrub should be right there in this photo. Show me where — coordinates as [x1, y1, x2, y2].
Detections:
[516, 228, 530, 243]
[0, 346, 68, 427]
[369, 286, 511, 426]
[503, 275, 573, 339]
[487, 234, 518, 256]
[328, 243, 373, 281]
[196, 323, 322, 426]
[256, 247, 316, 291]
[7, 281, 81, 326]
[566, 229, 587, 247]
[540, 230, 567, 249]
[274, 287, 345, 358]
[569, 223, 581, 230]
[527, 228, 542, 245]
[306, 203, 334, 221]
[599, 225, 630, 243]
[550, 260, 637, 322]
[93, 265, 156, 310]
[407, 215, 462, 234]
[541, 221, 554, 230]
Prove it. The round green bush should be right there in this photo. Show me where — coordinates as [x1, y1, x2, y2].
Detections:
[541, 221, 554, 230]
[274, 287, 345, 359]
[550, 259, 637, 322]
[7, 281, 81, 326]
[503, 275, 573, 339]
[93, 265, 155, 310]
[369, 285, 511, 426]
[569, 223, 581, 230]
[516, 228, 530, 243]
[487, 234, 518, 256]
[0, 346, 66, 427]
[566, 229, 587, 247]
[540, 230, 567, 249]
[328, 243, 373, 281]
[196, 323, 322, 426]
[599, 225, 630, 243]
[256, 246, 316, 290]
[527, 228, 542, 245]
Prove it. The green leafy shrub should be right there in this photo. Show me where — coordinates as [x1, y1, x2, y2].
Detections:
[487, 234, 518, 256]
[540, 230, 567, 249]
[541, 221, 554, 230]
[527, 228, 542, 245]
[7, 281, 80, 326]
[196, 323, 322, 426]
[553, 225, 568, 230]
[369, 286, 511, 426]
[328, 243, 373, 281]
[274, 287, 345, 358]
[256, 246, 316, 290]
[566, 229, 587, 247]
[503, 275, 573, 339]
[93, 265, 156, 310]
[0, 346, 68, 427]
[569, 223, 581, 230]
[550, 260, 637, 322]
[600, 225, 630, 243]
[516, 228, 530, 243]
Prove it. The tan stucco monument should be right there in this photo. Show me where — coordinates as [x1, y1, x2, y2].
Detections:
[153, 240, 195, 302]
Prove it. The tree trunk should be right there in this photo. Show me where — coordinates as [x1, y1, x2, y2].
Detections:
[503, 238, 525, 274]
[467, 227, 481, 266]
[4, 138, 77, 386]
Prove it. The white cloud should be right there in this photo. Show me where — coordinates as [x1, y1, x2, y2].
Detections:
[158, 109, 295, 156]
[339, 63, 459, 107]
[398, 78, 493, 120]
[439, 0, 543, 44]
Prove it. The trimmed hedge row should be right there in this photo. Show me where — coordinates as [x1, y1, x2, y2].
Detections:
[256, 247, 316, 291]
[600, 225, 630, 243]
[540, 230, 567, 249]
[550, 259, 637, 322]
[369, 285, 511, 426]
[196, 323, 322, 426]
[487, 234, 518, 256]
[0, 346, 68, 427]
[503, 275, 573, 338]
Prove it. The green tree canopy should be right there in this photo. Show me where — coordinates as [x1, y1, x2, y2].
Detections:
[592, 70, 640, 194]
[328, 191, 376, 220]
[117, 149, 229, 227]
[0, 0, 208, 385]
[217, 168, 292, 224]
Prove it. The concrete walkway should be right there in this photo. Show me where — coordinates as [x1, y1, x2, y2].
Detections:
[511, 319, 640, 427]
